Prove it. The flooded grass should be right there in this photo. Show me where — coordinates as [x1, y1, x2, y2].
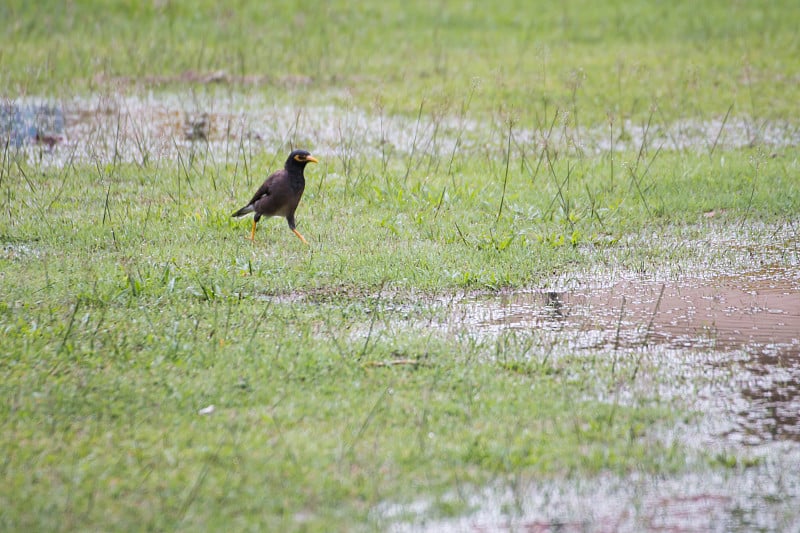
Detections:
[381, 465, 800, 532]
[2, 94, 799, 529]
[4, 95, 800, 168]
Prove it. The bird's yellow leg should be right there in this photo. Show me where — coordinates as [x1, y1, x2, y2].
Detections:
[292, 228, 309, 245]
[249, 219, 257, 241]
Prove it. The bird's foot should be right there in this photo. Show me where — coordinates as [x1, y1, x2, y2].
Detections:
[293, 228, 309, 246]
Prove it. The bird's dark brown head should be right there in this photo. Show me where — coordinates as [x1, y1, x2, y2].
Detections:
[285, 149, 318, 171]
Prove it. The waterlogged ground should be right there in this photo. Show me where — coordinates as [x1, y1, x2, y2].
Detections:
[4, 94, 800, 168]
[466, 270, 800, 443]
[3, 94, 800, 531]
[446, 273, 800, 531]
[4, 1, 800, 528]
[261, 222, 800, 531]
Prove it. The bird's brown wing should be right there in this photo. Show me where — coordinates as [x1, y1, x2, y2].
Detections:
[252, 169, 297, 218]
[247, 169, 285, 207]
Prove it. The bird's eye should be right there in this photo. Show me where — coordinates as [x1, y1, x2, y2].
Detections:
[294, 155, 303, 161]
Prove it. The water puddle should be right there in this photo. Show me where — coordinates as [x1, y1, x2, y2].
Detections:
[459, 267, 800, 443]
[3, 94, 799, 168]
[465, 268, 799, 356]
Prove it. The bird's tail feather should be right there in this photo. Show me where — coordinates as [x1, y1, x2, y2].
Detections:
[232, 205, 255, 218]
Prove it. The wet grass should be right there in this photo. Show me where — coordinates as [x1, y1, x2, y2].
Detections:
[2, 0, 800, 531]
[1, 299, 685, 530]
[2, 129, 797, 530]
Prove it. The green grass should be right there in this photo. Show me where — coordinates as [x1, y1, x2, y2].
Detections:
[2, 309, 683, 530]
[2, 0, 800, 530]
[3, 0, 800, 123]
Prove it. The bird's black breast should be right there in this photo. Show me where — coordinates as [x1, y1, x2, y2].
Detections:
[288, 173, 305, 195]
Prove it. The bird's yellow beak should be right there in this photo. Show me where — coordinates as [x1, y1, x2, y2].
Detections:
[306, 155, 319, 164]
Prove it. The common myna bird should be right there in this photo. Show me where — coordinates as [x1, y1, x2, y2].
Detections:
[232, 149, 318, 244]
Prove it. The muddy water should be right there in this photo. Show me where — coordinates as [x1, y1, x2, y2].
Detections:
[470, 271, 799, 354]
[461, 267, 800, 445]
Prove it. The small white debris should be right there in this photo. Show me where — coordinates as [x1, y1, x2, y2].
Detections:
[198, 404, 215, 415]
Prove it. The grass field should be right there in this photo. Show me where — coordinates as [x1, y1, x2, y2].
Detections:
[2, 1, 800, 531]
